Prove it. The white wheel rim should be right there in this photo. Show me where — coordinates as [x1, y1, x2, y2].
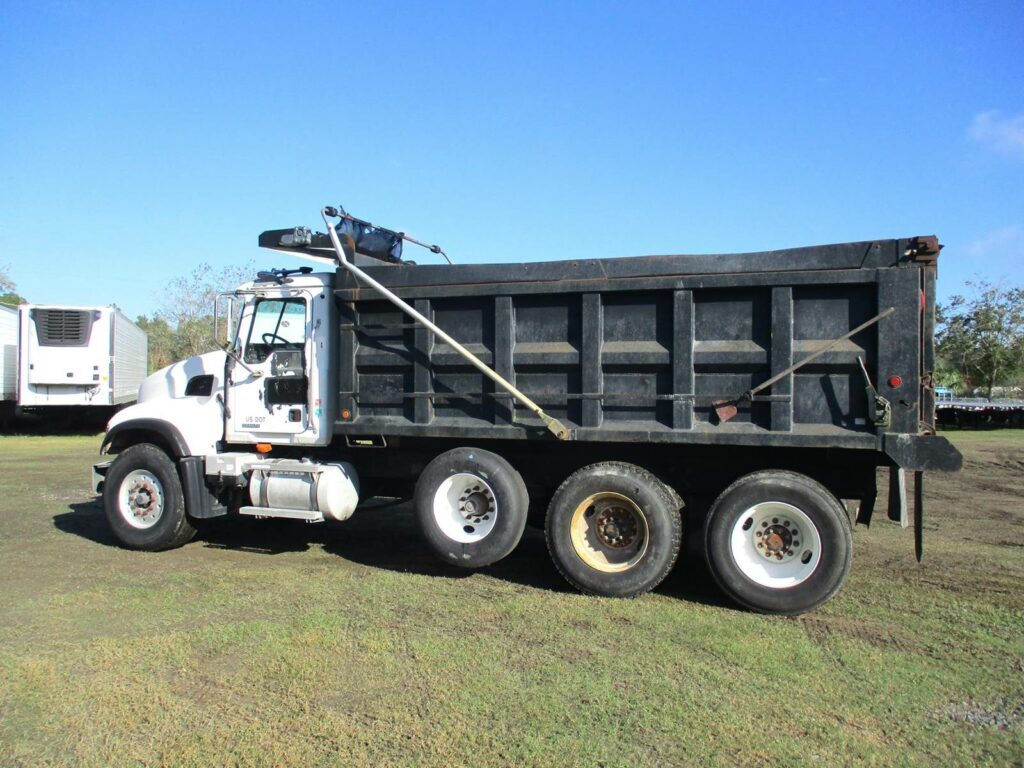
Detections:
[432, 473, 498, 544]
[729, 501, 821, 588]
[118, 469, 165, 529]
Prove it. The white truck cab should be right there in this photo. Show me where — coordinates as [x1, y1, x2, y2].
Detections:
[222, 270, 336, 447]
[104, 270, 336, 455]
[96, 268, 356, 548]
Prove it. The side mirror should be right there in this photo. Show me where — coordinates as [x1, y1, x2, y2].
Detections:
[214, 293, 237, 346]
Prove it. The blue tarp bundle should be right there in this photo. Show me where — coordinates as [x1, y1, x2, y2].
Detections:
[334, 209, 403, 262]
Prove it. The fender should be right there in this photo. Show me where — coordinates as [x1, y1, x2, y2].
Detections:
[882, 434, 962, 472]
[101, 418, 190, 458]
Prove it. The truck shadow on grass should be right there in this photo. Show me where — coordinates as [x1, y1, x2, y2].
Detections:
[54, 499, 730, 608]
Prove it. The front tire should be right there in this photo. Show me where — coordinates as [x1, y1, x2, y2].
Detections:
[415, 447, 529, 568]
[545, 462, 682, 598]
[103, 444, 196, 551]
[704, 470, 852, 615]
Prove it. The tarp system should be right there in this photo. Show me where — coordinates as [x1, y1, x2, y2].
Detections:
[334, 208, 403, 262]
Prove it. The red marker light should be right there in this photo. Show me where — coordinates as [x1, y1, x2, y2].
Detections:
[888, 375, 902, 388]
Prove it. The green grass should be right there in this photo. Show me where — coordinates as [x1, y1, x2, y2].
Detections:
[0, 432, 1021, 766]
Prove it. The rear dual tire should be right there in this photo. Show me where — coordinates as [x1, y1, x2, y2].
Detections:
[545, 462, 683, 598]
[704, 471, 852, 615]
[415, 448, 529, 568]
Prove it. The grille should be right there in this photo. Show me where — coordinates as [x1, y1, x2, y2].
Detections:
[33, 309, 94, 346]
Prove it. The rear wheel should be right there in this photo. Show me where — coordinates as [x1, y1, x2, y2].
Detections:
[704, 470, 852, 615]
[103, 443, 196, 551]
[546, 462, 682, 598]
[415, 447, 529, 568]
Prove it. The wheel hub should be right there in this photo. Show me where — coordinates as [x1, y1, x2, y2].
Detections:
[458, 487, 494, 525]
[754, 517, 801, 561]
[595, 506, 638, 549]
[129, 479, 159, 518]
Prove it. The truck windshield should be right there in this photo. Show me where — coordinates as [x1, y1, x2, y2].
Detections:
[243, 298, 307, 363]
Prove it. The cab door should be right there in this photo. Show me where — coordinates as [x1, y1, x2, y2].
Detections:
[227, 295, 311, 440]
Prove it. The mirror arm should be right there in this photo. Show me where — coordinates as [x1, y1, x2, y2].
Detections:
[221, 342, 263, 379]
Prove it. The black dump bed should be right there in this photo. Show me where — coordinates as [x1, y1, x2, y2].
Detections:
[316, 234, 958, 470]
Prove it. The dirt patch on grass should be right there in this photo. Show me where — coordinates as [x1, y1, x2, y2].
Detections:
[943, 696, 1024, 730]
[798, 614, 925, 655]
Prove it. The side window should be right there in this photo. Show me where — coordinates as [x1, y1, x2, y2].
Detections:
[244, 298, 307, 363]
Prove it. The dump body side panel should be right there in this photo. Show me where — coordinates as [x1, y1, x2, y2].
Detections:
[330, 238, 938, 456]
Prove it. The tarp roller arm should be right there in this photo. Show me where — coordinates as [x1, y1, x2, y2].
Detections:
[321, 207, 571, 440]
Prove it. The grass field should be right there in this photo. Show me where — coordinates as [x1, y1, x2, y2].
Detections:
[0, 432, 1021, 767]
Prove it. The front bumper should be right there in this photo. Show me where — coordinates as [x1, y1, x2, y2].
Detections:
[91, 460, 112, 494]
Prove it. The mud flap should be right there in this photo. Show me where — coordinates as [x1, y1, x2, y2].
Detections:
[914, 471, 924, 562]
[855, 487, 876, 527]
[887, 467, 908, 528]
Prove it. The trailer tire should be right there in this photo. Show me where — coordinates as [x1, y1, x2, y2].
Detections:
[545, 462, 682, 598]
[415, 447, 529, 568]
[103, 443, 196, 551]
[704, 470, 852, 615]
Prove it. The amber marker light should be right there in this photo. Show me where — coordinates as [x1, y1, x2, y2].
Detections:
[255, 443, 273, 454]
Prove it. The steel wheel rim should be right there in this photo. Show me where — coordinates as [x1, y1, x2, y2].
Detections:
[118, 469, 165, 530]
[569, 492, 649, 573]
[432, 473, 498, 544]
[729, 501, 822, 588]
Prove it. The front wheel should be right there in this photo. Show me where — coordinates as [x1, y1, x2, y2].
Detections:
[103, 443, 196, 551]
[704, 470, 852, 615]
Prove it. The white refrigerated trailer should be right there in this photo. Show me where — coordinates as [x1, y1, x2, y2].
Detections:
[0, 305, 17, 418]
[17, 304, 147, 412]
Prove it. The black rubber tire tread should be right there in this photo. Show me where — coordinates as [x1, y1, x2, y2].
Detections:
[415, 447, 529, 569]
[545, 461, 683, 598]
[103, 443, 197, 551]
[704, 470, 852, 616]
[660, 480, 685, 517]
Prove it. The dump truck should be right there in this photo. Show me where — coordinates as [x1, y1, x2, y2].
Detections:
[93, 207, 962, 615]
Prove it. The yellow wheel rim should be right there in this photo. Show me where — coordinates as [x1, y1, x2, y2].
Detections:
[569, 492, 649, 573]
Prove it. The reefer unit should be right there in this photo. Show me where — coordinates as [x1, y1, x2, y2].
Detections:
[0, 304, 17, 405]
[18, 305, 147, 409]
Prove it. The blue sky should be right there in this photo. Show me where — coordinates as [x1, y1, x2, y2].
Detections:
[1, 1, 1022, 321]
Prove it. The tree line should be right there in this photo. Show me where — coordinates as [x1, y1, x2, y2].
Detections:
[134, 263, 254, 371]
[936, 281, 1024, 400]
